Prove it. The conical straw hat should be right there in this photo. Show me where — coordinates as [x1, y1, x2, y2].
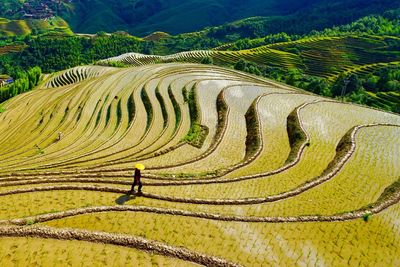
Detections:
[135, 163, 145, 170]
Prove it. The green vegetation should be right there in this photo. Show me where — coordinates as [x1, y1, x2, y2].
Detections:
[25, 219, 35, 226]
[2, 0, 397, 38]
[0, 66, 41, 103]
[244, 101, 261, 158]
[168, 86, 181, 131]
[217, 12, 400, 50]
[182, 86, 208, 148]
[363, 213, 372, 222]
[286, 109, 307, 163]
[105, 61, 130, 68]
[231, 58, 400, 113]
[0, 34, 149, 73]
[200, 56, 213, 65]
[141, 88, 153, 131]
[155, 87, 168, 128]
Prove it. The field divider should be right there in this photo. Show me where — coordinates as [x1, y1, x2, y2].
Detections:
[1, 177, 399, 226]
[1, 124, 398, 204]
[0, 225, 241, 267]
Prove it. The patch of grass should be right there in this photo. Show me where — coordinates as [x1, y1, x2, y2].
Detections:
[244, 100, 261, 159]
[105, 104, 112, 126]
[285, 108, 307, 163]
[0, 105, 5, 113]
[116, 99, 122, 129]
[141, 88, 153, 131]
[168, 86, 181, 131]
[26, 219, 35, 225]
[182, 85, 208, 148]
[127, 94, 135, 125]
[105, 61, 130, 68]
[155, 87, 168, 128]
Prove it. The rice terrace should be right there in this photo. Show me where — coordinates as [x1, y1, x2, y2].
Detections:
[1, 0, 400, 266]
[0, 60, 398, 266]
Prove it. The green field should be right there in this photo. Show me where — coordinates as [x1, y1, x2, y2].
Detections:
[0, 62, 399, 266]
[0, 17, 73, 37]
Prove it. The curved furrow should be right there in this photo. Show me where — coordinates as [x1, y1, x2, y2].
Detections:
[2, 124, 397, 207]
[0, 225, 241, 267]
[0, 65, 272, 171]
[4, 179, 400, 225]
[140, 123, 399, 204]
[18, 66, 162, 170]
[1, 62, 399, 266]
[0, 89, 306, 180]
[142, 84, 294, 175]
[0, 84, 74, 148]
[48, 72, 255, 171]
[1, 68, 148, 171]
[44, 66, 117, 89]
[24, 65, 244, 170]
[0, 71, 125, 170]
[0, 92, 266, 186]
[0, 83, 90, 162]
[0, 71, 106, 153]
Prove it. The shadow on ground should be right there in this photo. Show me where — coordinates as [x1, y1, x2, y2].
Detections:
[115, 194, 135, 205]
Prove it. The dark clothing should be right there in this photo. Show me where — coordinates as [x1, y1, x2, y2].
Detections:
[134, 169, 141, 182]
[130, 168, 142, 194]
[130, 180, 142, 193]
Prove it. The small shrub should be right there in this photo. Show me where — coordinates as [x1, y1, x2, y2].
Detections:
[26, 219, 35, 225]
[363, 213, 372, 222]
[107, 61, 130, 68]
[0, 105, 5, 113]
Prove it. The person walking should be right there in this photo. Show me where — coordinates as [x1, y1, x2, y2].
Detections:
[130, 164, 144, 194]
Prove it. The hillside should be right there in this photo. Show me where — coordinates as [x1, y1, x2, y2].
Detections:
[99, 35, 400, 113]
[0, 17, 72, 36]
[62, 0, 400, 36]
[0, 63, 399, 265]
[2, 0, 399, 36]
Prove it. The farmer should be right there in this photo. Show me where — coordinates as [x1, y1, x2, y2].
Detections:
[57, 132, 63, 141]
[130, 164, 145, 194]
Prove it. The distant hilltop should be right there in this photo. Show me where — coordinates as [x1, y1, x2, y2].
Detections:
[2, 0, 72, 20]
[1, 0, 399, 36]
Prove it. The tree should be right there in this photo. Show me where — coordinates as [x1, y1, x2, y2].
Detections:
[307, 77, 331, 96]
[234, 59, 247, 71]
[332, 74, 361, 97]
[286, 68, 302, 86]
[347, 74, 362, 94]
[363, 74, 379, 92]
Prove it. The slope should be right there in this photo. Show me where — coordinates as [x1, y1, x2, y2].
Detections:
[60, 0, 400, 36]
[0, 62, 399, 266]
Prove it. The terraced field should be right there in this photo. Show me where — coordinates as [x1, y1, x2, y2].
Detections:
[101, 36, 400, 81]
[0, 17, 72, 36]
[99, 47, 301, 70]
[0, 63, 399, 266]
